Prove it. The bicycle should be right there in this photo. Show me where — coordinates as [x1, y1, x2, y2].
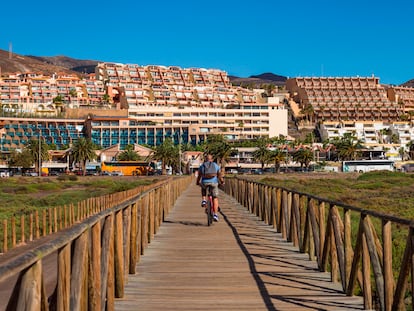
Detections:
[205, 185, 214, 226]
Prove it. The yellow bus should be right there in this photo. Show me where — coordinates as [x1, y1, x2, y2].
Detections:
[100, 161, 154, 176]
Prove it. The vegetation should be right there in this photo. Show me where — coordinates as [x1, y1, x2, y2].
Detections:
[0, 176, 160, 221]
[257, 171, 414, 218]
[71, 138, 97, 175]
[202, 134, 235, 170]
[118, 144, 140, 161]
[147, 138, 177, 175]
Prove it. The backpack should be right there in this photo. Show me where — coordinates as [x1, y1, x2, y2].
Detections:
[201, 161, 218, 179]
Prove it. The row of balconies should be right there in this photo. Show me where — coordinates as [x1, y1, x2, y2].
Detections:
[306, 88, 384, 95]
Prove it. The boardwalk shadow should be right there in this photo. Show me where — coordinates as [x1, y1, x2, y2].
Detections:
[219, 207, 363, 311]
[163, 220, 205, 227]
[220, 210, 278, 311]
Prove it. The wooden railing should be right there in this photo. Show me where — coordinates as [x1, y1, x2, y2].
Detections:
[0, 179, 171, 254]
[223, 177, 414, 311]
[0, 176, 191, 311]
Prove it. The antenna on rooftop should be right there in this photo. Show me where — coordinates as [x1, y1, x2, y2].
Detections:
[9, 42, 12, 59]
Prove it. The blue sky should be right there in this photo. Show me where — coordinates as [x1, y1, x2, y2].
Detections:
[1, 0, 413, 85]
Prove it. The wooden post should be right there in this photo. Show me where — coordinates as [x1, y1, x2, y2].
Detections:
[20, 215, 25, 244]
[70, 231, 89, 311]
[42, 210, 46, 237]
[123, 206, 131, 279]
[318, 201, 325, 264]
[54, 207, 58, 233]
[130, 203, 138, 273]
[344, 208, 352, 289]
[3, 219, 7, 253]
[57, 244, 71, 311]
[11, 217, 16, 248]
[48, 208, 52, 234]
[89, 221, 102, 311]
[29, 213, 33, 242]
[382, 220, 392, 311]
[114, 210, 125, 298]
[16, 260, 42, 311]
[101, 214, 114, 310]
[362, 225, 373, 310]
[35, 211, 40, 239]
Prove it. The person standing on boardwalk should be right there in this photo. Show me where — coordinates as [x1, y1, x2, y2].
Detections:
[196, 153, 224, 221]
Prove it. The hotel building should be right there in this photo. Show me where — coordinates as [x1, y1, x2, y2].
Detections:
[0, 63, 288, 150]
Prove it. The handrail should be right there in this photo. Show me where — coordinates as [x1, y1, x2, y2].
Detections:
[0, 178, 169, 254]
[0, 176, 192, 311]
[223, 176, 414, 311]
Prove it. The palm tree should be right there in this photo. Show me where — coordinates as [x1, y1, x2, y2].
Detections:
[407, 140, 414, 160]
[148, 138, 177, 175]
[118, 144, 140, 161]
[252, 137, 272, 170]
[398, 147, 406, 161]
[26, 138, 49, 175]
[271, 149, 286, 173]
[300, 104, 314, 124]
[71, 138, 96, 175]
[333, 133, 364, 161]
[292, 148, 313, 169]
[203, 135, 234, 171]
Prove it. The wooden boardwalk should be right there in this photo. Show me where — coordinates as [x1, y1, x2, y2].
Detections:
[115, 182, 365, 311]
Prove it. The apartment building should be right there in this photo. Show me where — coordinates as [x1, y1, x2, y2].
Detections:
[0, 73, 107, 114]
[286, 76, 401, 123]
[0, 117, 85, 151]
[83, 103, 287, 149]
[387, 85, 414, 114]
[0, 62, 288, 150]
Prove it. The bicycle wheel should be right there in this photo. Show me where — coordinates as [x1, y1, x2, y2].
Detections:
[207, 196, 213, 226]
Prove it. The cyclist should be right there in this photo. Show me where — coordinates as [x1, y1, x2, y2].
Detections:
[196, 153, 224, 221]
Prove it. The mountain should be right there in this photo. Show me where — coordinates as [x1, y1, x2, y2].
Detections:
[0, 49, 98, 76]
[0, 49, 412, 87]
[28, 55, 99, 74]
[229, 72, 287, 87]
[402, 79, 414, 88]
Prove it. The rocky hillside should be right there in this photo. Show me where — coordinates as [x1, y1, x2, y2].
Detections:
[0, 49, 97, 76]
[0, 49, 288, 86]
[0, 49, 411, 88]
[229, 72, 287, 87]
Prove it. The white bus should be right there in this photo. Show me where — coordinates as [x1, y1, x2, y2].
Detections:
[342, 160, 395, 173]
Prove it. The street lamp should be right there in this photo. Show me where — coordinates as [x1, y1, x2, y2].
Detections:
[38, 132, 42, 176]
[175, 130, 182, 175]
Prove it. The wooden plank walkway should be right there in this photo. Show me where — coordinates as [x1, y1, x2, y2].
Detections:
[115, 182, 365, 311]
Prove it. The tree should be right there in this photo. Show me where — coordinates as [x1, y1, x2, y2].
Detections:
[407, 140, 414, 160]
[203, 135, 234, 170]
[148, 138, 177, 175]
[8, 149, 34, 171]
[398, 147, 406, 161]
[118, 144, 140, 161]
[69, 88, 77, 98]
[53, 95, 64, 105]
[271, 149, 286, 173]
[26, 138, 49, 174]
[252, 138, 272, 170]
[331, 132, 364, 161]
[71, 138, 96, 175]
[292, 148, 313, 169]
